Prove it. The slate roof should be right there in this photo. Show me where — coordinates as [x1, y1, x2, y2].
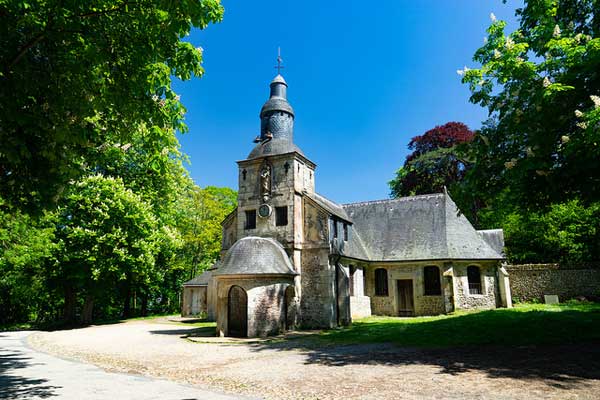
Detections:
[304, 192, 352, 223]
[260, 96, 294, 117]
[341, 193, 504, 262]
[183, 270, 213, 286]
[213, 236, 297, 276]
[247, 138, 305, 160]
[477, 229, 505, 257]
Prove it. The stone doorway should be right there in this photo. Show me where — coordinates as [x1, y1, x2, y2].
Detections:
[227, 285, 247, 337]
[396, 279, 414, 316]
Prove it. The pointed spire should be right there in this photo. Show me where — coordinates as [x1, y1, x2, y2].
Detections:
[274, 47, 284, 75]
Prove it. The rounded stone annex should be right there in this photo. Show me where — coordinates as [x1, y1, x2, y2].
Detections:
[213, 236, 297, 276]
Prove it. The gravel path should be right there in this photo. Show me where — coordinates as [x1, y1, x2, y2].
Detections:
[0, 330, 252, 399]
[27, 317, 600, 400]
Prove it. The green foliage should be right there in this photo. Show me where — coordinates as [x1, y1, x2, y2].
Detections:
[502, 200, 600, 263]
[175, 185, 237, 279]
[460, 1, 600, 210]
[51, 174, 161, 322]
[319, 302, 600, 347]
[0, 199, 57, 324]
[0, 0, 224, 211]
[0, 0, 233, 326]
[389, 122, 474, 197]
[451, 1, 600, 263]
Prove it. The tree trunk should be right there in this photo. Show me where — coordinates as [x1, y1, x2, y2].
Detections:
[140, 293, 148, 317]
[133, 289, 137, 316]
[63, 285, 77, 323]
[81, 295, 94, 324]
[122, 273, 132, 318]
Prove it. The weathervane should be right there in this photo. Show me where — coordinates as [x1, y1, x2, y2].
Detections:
[274, 47, 284, 74]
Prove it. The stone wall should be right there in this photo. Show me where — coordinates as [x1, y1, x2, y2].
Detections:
[363, 263, 447, 316]
[506, 264, 600, 302]
[247, 284, 288, 337]
[299, 200, 337, 329]
[215, 276, 294, 337]
[299, 247, 336, 328]
[349, 296, 371, 318]
[236, 154, 315, 247]
[453, 262, 499, 310]
[181, 286, 207, 317]
[348, 265, 372, 319]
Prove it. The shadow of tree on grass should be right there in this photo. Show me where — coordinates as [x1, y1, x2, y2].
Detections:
[247, 306, 600, 390]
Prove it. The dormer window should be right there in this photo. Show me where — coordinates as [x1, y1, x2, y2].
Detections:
[343, 223, 348, 241]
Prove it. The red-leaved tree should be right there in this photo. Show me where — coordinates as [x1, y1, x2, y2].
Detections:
[389, 122, 474, 197]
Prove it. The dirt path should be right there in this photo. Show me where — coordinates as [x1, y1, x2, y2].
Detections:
[28, 317, 600, 400]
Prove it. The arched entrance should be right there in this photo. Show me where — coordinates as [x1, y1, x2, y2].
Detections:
[227, 285, 247, 337]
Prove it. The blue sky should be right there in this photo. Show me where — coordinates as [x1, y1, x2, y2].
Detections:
[173, 0, 521, 204]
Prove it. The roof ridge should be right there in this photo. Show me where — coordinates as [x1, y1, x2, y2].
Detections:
[342, 193, 444, 207]
[313, 191, 341, 204]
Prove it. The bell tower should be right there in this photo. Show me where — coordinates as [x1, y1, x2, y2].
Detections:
[233, 55, 316, 258]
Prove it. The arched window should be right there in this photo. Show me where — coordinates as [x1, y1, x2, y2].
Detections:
[374, 268, 388, 296]
[467, 266, 482, 294]
[423, 266, 442, 295]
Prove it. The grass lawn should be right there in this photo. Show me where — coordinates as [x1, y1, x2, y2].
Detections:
[318, 302, 600, 347]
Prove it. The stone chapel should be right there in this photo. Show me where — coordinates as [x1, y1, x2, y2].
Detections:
[181, 71, 512, 337]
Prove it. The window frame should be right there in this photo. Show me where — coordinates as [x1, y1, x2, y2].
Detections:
[423, 266, 442, 296]
[343, 223, 349, 241]
[374, 268, 389, 296]
[275, 206, 288, 226]
[244, 209, 256, 230]
[467, 265, 483, 295]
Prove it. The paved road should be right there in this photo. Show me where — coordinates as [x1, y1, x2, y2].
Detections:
[0, 331, 251, 400]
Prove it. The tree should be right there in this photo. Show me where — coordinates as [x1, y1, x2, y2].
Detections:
[454, 1, 600, 264]
[0, 0, 224, 211]
[175, 185, 237, 279]
[460, 1, 600, 210]
[389, 122, 474, 197]
[51, 174, 161, 323]
[0, 199, 57, 325]
[502, 200, 600, 264]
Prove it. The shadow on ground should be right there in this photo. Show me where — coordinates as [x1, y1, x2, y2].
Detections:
[0, 337, 60, 398]
[245, 307, 600, 390]
[149, 326, 216, 338]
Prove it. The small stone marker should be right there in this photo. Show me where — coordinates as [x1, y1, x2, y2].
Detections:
[544, 295, 559, 304]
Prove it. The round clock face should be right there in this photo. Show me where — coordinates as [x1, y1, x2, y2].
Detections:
[258, 204, 272, 218]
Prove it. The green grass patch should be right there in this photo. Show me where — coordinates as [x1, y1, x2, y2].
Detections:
[0, 322, 35, 332]
[318, 302, 600, 347]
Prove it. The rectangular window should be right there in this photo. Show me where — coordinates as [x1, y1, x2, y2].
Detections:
[275, 206, 288, 226]
[332, 219, 338, 238]
[375, 268, 389, 296]
[423, 266, 442, 295]
[343, 223, 349, 241]
[468, 266, 482, 294]
[245, 209, 256, 230]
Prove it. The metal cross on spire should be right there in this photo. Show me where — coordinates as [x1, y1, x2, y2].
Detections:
[274, 47, 284, 74]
